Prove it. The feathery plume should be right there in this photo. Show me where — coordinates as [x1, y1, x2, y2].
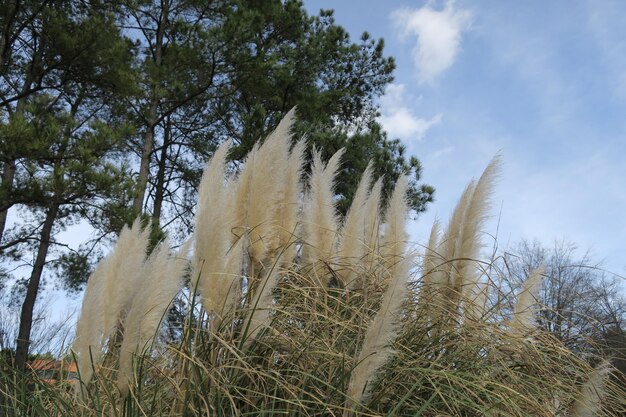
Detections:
[436, 182, 475, 322]
[336, 162, 373, 287]
[192, 139, 231, 283]
[455, 156, 501, 303]
[464, 280, 489, 322]
[568, 360, 612, 417]
[419, 220, 447, 312]
[275, 137, 306, 265]
[72, 256, 111, 386]
[102, 219, 150, 340]
[73, 218, 149, 386]
[510, 266, 544, 336]
[192, 140, 242, 321]
[118, 239, 190, 397]
[381, 176, 409, 280]
[347, 176, 410, 408]
[349, 177, 383, 292]
[363, 178, 383, 255]
[302, 147, 345, 268]
[231, 143, 256, 245]
[421, 219, 441, 287]
[245, 109, 294, 266]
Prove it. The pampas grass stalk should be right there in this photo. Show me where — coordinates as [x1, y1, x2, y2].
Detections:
[568, 360, 612, 417]
[456, 157, 501, 304]
[302, 148, 345, 270]
[192, 139, 240, 322]
[510, 266, 545, 336]
[464, 280, 489, 321]
[336, 162, 373, 287]
[242, 109, 294, 269]
[106, 219, 151, 332]
[275, 138, 306, 266]
[72, 219, 149, 386]
[350, 177, 383, 291]
[118, 239, 190, 396]
[346, 176, 410, 411]
[421, 219, 441, 282]
[419, 220, 443, 299]
[434, 181, 475, 322]
[434, 157, 499, 323]
[72, 257, 111, 387]
[103, 219, 150, 338]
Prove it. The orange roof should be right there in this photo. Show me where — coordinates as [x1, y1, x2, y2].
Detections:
[28, 359, 57, 371]
[27, 359, 79, 385]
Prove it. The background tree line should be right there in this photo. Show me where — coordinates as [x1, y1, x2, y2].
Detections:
[0, 0, 434, 371]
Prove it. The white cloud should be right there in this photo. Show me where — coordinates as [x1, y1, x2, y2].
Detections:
[380, 110, 442, 140]
[392, 1, 471, 84]
[378, 83, 442, 141]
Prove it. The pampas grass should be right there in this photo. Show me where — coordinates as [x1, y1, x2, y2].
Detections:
[275, 138, 306, 266]
[352, 177, 383, 291]
[117, 239, 190, 396]
[243, 109, 293, 268]
[102, 218, 151, 337]
[302, 148, 345, 270]
[346, 176, 410, 410]
[72, 219, 149, 386]
[337, 162, 372, 287]
[511, 266, 545, 336]
[192, 139, 237, 321]
[569, 360, 612, 417]
[21, 112, 619, 417]
[71, 257, 111, 386]
[455, 156, 501, 293]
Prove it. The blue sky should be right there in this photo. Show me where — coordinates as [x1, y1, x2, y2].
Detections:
[307, 0, 626, 276]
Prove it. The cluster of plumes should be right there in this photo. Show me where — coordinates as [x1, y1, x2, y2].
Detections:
[419, 157, 502, 327]
[70, 110, 617, 415]
[191, 108, 411, 406]
[71, 221, 189, 395]
[415, 157, 616, 416]
[418, 157, 548, 334]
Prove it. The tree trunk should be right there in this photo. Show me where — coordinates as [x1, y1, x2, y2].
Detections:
[131, 2, 167, 215]
[0, 39, 41, 244]
[0, 0, 19, 70]
[132, 104, 158, 214]
[151, 118, 170, 227]
[0, 160, 15, 245]
[14, 201, 59, 371]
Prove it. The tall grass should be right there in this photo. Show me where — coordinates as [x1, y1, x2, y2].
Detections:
[1, 112, 623, 416]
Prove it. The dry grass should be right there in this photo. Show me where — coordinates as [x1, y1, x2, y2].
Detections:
[2, 112, 623, 417]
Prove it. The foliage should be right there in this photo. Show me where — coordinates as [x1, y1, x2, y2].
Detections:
[119, 0, 432, 239]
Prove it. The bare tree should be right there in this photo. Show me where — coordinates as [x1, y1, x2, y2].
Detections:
[0, 288, 74, 359]
[501, 239, 625, 354]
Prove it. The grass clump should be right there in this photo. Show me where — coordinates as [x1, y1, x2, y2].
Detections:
[1, 110, 623, 416]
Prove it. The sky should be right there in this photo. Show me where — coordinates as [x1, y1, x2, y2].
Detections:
[307, 0, 626, 277]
